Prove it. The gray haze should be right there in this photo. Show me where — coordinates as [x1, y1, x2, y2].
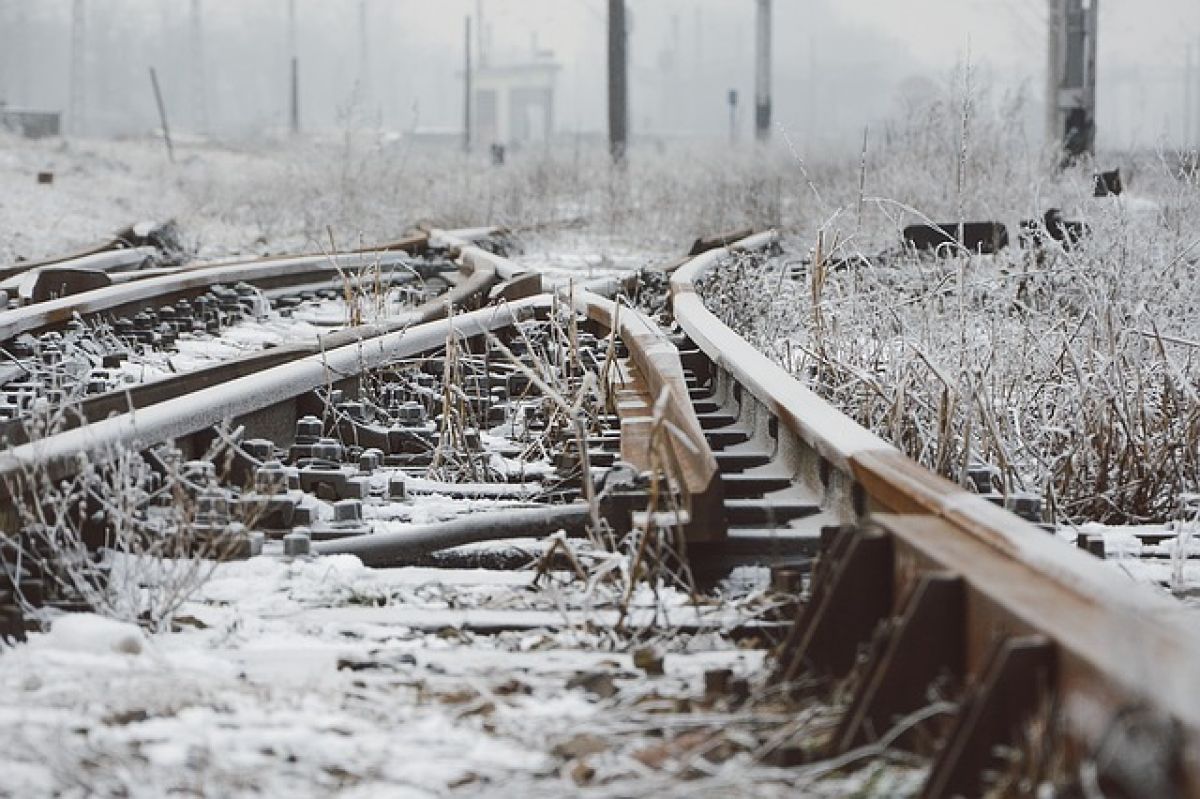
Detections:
[0, 0, 1197, 152]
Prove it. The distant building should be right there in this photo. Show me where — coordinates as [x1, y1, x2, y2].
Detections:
[471, 57, 560, 148]
[0, 104, 62, 139]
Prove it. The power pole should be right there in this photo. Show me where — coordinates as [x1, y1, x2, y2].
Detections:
[1195, 39, 1200, 151]
[476, 0, 486, 67]
[287, 0, 297, 59]
[728, 89, 739, 145]
[190, 0, 208, 134]
[70, 0, 87, 134]
[358, 0, 371, 109]
[464, 16, 472, 153]
[1046, 0, 1098, 159]
[13, 0, 28, 106]
[0, 0, 10, 104]
[754, 0, 772, 142]
[291, 58, 300, 134]
[608, 0, 628, 163]
[1187, 44, 1195, 148]
[287, 0, 299, 134]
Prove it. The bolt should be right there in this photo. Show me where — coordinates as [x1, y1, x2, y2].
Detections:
[248, 531, 266, 556]
[388, 475, 407, 501]
[310, 438, 345, 462]
[358, 449, 382, 472]
[283, 528, 311, 557]
[333, 499, 363, 524]
[243, 439, 274, 461]
[338, 401, 367, 422]
[255, 462, 289, 495]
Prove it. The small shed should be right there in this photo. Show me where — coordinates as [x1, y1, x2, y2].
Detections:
[472, 58, 560, 148]
[0, 105, 62, 139]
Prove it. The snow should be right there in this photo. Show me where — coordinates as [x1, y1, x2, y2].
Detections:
[32, 613, 146, 656]
[0, 549, 846, 796]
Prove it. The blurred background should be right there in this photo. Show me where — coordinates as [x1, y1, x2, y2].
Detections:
[1, 0, 1198, 154]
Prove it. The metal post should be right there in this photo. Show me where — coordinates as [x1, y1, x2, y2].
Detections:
[1047, 0, 1098, 159]
[728, 89, 739, 145]
[13, 0, 27, 106]
[287, 0, 297, 58]
[1188, 45, 1195, 148]
[464, 16, 472, 153]
[1195, 39, 1200, 151]
[190, 0, 208, 134]
[0, 0, 10, 103]
[290, 57, 300, 134]
[149, 67, 175, 163]
[476, 0, 486, 67]
[70, 0, 86, 135]
[608, 0, 628, 163]
[358, 0, 370, 106]
[754, 0, 772, 142]
[287, 0, 299, 134]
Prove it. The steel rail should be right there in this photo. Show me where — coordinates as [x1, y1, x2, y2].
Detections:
[0, 240, 502, 447]
[671, 231, 1200, 796]
[0, 233, 430, 343]
[0, 226, 157, 284]
[315, 505, 591, 566]
[572, 288, 725, 543]
[5, 220, 1197, 792]
[0, 297, 546, 518]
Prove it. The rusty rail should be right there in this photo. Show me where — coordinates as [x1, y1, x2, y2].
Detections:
[4, 222, 1199, 793]
[671, 231, 1200, 796]
[0, 232, 503, 449]
[573, 289, 725, 544]
[0, 297, 542, 520]
[0, 232, 429, 343]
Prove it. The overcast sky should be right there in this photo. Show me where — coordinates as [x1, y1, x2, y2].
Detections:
[2, 0, 1198, 150]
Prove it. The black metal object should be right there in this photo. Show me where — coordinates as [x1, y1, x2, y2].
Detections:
[903, 222, 1009, 255]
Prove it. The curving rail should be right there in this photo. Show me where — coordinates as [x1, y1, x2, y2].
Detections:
[0, 223, 1196, 796]
[670, 230, 1200, 798]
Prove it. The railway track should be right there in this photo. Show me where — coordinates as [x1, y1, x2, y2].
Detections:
[0, 227, 1196, 796]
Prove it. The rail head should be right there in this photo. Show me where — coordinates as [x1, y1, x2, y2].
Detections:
[670, 231, 896, 476]
[0, 236, 433, 343]
[572, 288, 725, 542]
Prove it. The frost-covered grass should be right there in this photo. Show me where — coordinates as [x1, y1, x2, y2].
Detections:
[0, 129, 785, 267]
[697, 80, 1200, 526]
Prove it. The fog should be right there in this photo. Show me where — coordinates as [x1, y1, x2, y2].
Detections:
[0, 0, 1197, 152]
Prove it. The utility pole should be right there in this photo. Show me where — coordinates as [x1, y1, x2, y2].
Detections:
[1195, 39, 1200, 151]
[13, 0, 28, 106]
[1187, 44, 1195, 148]
[728, 89, 739, 145]
[287, 0, 297, 59]
[464, 16, 472, 153]
[476, 0, 486, 67]
[0, 0, 10, 104]
[287, 0, 299, 134]
[190, 0, 208, 134]
[70, 0, 86, 134]
[358, 0, 371, 108]
[608, 0, 628, 163]
[1046, 0, 1098, 159]
[754, 0, 772, 142]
